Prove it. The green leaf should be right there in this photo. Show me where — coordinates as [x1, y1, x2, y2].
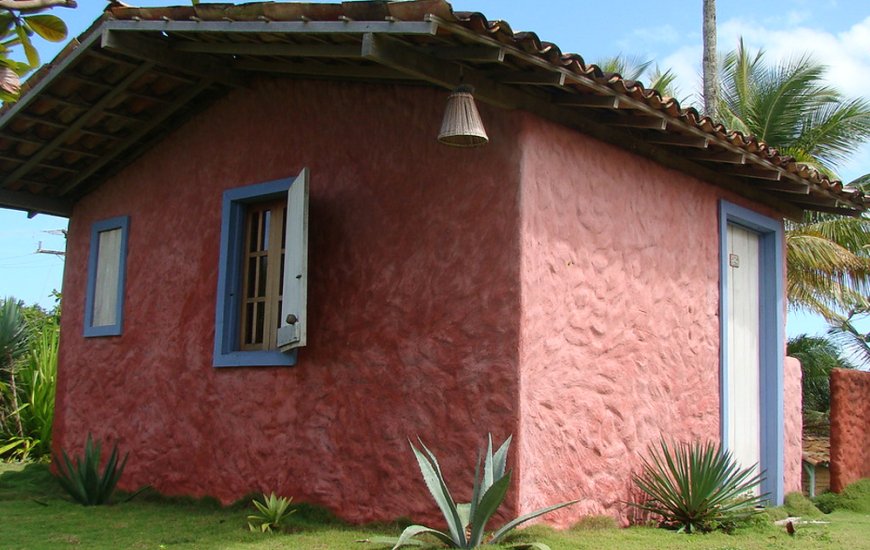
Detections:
[489, 499, 580, 544]
[15, 25, 38, 67]
[23, 15, 67, 43]
[469, 472, 511, 546]
[391, 525, 453, 549]
[410, 440, 466, 546]
[492, 434, 512, 480]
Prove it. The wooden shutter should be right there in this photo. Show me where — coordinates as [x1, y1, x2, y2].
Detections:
[277, 168, 309, 352]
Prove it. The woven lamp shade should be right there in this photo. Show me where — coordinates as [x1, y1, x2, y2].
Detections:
[437, 85, 489, 147]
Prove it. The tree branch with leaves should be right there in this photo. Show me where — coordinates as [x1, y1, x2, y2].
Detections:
[0, 0, 76, 102]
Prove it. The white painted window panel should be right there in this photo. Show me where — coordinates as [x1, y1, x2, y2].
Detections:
[92, 228, 122, 327]
[277, 168, 309, 351]
[726, 224, 761, 480]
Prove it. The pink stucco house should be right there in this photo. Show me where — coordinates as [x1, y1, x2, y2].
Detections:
[0, 1, 865, 525]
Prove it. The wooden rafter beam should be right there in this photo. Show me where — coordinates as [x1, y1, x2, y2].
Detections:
[360, 33, 523, 110]
[496, 71, 566, 86]
[684, 150, 746, 164]
[646, 134, 709, 148]
[233, 59, 404, 80]
[755, 180, 810, 194]
[0, 188, 72, 217]
[101, 29, 247, 88]
[721, 165, 783, 181]
[172, 41, 362, 58]
[104, 19, 439, 35]
[555, 95, 620, 109]
[770, 192, 839, 207]
[431, 45, 505, 62]
[607, 114, 667, 130]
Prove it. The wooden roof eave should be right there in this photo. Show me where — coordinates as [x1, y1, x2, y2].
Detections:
[426, 15, 864, 219]
[0, 13, 864, 218]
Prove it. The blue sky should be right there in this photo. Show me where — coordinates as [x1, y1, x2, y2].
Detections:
[0, 0, 868, 343]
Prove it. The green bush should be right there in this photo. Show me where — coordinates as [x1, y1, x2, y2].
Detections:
[813, 491, 839, 514]
[814, 479, 870, 514]
[247, 492, 295, 533]
[378, 434, 578, 549]
[0, 299, 59, 462]
[54, 434, 128, 505]
[761, 506, 789, 522]
[782, 491, 821, 517]
[630, 439, 765, 533]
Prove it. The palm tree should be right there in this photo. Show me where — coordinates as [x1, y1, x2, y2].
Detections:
[828, 306, 870, 368]
[594, 55, 681, 100]
[702, 0, 718, 120]
[718, 41, 870, 177]
[787, 335, 853, 412]
[718, 42, 870, 320]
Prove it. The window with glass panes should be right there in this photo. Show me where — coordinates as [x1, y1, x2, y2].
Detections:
[239, 199, 287, 350]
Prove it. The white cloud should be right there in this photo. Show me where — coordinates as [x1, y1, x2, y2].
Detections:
[717, 16, 870, 98]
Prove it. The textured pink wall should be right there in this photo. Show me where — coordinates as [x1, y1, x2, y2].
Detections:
[830, 368, 870, 492]
[54, 79, 523, 523]
[53, 76, 800, 526]
[784, 356, 803, 494]
[514, 112, 790, 525]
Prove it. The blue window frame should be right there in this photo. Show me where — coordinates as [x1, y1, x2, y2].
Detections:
[213, 176, 306, 367]
[83, 216, 129, 337]
[718, 200, 784, 505]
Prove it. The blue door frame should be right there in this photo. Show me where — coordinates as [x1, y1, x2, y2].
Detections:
[719, 200, 785, 505]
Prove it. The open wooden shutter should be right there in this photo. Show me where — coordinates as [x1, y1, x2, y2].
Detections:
[277, 168, 309, 352]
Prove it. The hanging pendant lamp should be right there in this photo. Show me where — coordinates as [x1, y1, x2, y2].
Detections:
[437, 84, 489, 147]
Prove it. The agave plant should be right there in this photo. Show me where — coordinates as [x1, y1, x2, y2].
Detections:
[631, 439, 765, 533]
[54, 434, 128, 505]
[247, 492, 296, 533]
[384, 434, 577, 550]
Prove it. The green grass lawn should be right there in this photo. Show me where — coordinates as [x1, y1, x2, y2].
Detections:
[2, 462, 868, 549]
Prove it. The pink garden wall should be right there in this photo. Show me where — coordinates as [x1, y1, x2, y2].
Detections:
[55, 79, 525, 523]
[830, 368, 870, 492]
[784, 357, 803, 494]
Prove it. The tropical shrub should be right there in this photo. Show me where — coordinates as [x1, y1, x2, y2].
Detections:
[0, 297, 29, 459]
[813, 491, 839, 514]
[783, 491, 822, 518]
[380, 434, 577, 550]
[813, 479, 870, 514]
[54, 434, 128, 505]
[247, 492, 295, 533]
[630, 439, 765, 533]
[0, 317, 58, 460]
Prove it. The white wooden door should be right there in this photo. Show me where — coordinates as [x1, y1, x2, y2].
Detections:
[726, 223, 761, 477]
